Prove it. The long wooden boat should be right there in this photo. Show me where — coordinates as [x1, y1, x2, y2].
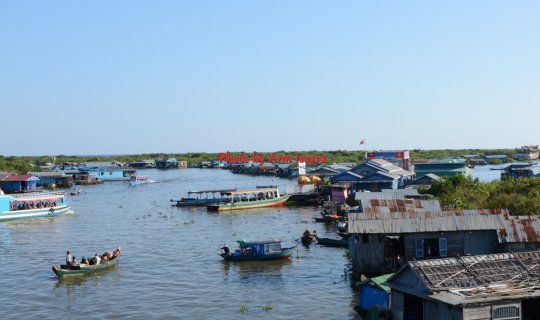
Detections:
[315, 236, 348, 248]
[207, 188, 289, 211]
[52, 247, 122, 278]
[0, 191, 72, 222]
[314, 214, 345, 222]
[171, 188, 236, 207]
[220, 240, 297, 261]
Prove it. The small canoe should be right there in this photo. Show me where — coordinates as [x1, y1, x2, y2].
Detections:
[314, 214, 345, 222]
[315, 236, 348, 248]
[52, 247, 122, 279]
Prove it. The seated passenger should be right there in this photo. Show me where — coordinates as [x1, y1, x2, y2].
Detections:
[94, 253, 101, 265]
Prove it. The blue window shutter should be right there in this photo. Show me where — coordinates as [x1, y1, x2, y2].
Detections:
[415, 239, 424, 258]
[439, 238, 448, 257]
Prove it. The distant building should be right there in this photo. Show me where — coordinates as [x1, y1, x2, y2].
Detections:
[386, 251, 540, 320]
[354, 273, 392, 317]
[515, 145, 539, 160]
[0, 174, 40, 193]
[129, 160, 155, 168]
[413, 158, 472, 178]
[155, 157, 179, 169]
[330, 159, 414, 192]
[365, 150, 411, 171]
[484, 154, 509, 163]
[29, 172, 73, 188]
[78, 166, 135, 181]
[501, 163, 534, 179]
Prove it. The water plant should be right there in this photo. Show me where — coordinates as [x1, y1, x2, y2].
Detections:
[239, 304, 248, 313]
[262, 305, 272, 311]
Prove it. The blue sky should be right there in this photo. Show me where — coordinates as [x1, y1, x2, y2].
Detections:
[1, 1, 539, 156]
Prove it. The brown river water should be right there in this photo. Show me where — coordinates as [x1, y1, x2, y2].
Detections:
[0, 169, 359, 319]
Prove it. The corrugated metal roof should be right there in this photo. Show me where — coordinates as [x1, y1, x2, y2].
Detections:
[28, 171, 67, 178]
[407, 251, 540, 291]
[1, 174, 40, 182]
[361, 199, 442, 213]
[355, 190, 419, 202]
[348, 209, 540, 243]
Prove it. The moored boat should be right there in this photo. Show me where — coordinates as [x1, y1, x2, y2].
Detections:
[220, 240, 297, 261]
[129, 175, 149, 186]
[207, 188, 289, 211]
[0, 191, 72, 222]
[52, 247, 122, 278]
[171, 188, 236, 207]
[314, 236, 348, 248]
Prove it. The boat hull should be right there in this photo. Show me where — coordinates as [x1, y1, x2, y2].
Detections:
[52, 256, 119, 278]
[129, 181, 148, 186]
[208, 196, 289, 211]
[220, 246, 296, 261]
[0, 205, 71, 222]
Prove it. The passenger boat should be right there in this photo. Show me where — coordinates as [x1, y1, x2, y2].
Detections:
[207, 188, 289, 211]
[171, 188, 236, 207]
[0, 191, 71, 222]
[220, 240, 297, 261]
[129, 175, 149, 186]
[314, 214, 345, 222]
[52, 247, 122, 278]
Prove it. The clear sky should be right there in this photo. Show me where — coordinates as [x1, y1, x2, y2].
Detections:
[1, 1, 539, 156]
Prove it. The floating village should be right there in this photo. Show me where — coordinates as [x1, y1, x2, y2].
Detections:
[1, 146, 540, 319]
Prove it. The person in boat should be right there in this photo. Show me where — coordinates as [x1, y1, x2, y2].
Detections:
[81, 257, 88, 265]
[221, 244, 230, 255]
[94, 253, 101, 265]
[66, 251, 74, 266]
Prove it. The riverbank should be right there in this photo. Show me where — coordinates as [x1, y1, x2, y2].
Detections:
[0, 149, 518, 174]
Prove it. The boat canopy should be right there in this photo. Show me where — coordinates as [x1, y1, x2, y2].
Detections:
[187, 188, 237, 194]
[223, 188, 278, 195]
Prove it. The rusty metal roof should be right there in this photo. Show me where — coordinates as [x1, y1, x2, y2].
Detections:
[408, 251, 540, 291]
[361, 199, 442, 213]
[348, 209, 540, 243]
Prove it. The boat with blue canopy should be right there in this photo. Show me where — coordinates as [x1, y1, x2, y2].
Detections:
[0, 191, 72, 222]
[129, 175, 149, 186]
[171, 188, 236, 207]
[220, 239, 297, 261]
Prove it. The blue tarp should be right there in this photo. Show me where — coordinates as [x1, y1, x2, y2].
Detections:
[358, 285, 389, 310]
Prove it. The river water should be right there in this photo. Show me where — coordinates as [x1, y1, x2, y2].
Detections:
[0, 169, 357, 320]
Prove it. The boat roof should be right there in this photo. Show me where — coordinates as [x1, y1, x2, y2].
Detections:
[224, 188, 278, 195]
[8, 191, 66, 200]
[187, 188, 237, 194]
[236, 239, 281, 245]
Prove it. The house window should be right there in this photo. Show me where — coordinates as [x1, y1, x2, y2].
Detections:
[415, 239, 424, 258]
[362, 234, 369, 244]
[493, 304, 520, 320]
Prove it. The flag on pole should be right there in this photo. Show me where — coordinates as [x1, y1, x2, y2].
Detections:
[359, 139, 366, 145]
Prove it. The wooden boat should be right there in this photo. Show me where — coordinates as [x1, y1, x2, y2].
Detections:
[315, 236, 348, 248]
[314, 214, 345, 222]
[52, 247, 122, 278]
[220, 240, 297, 261]
[70, 189, 82, 196]
[0, 191, 72, 222]
[207, 188, 289, 211]
[171, 188, 236, 207]
[129, 175, 149, 186]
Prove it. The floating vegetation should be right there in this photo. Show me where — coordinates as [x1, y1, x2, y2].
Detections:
[183, 219, 195, 225]
[239, 304, 248, 313]
[118, 205, 123, 208]
[262, 305, 272, 311]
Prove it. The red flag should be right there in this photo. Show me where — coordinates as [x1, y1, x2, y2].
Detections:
[359, 139, 365, 145]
